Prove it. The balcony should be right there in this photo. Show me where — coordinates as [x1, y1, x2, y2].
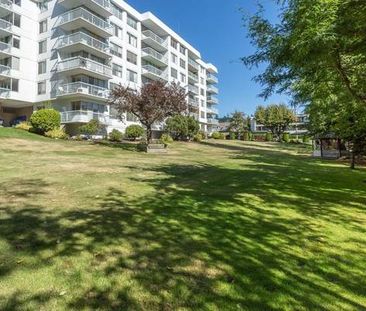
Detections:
[57, 32, 111, 59]
[0, 0, 12, 15]
[142, 65, 168, 81]
[57, 57, 112, 80]
[0, 64, 10, 78]
[188, 72, 198, 84]
[188, 84, 199, 95]
[207, 118, 219, 125]
[141, 47, 168, 67]
[58, 7, 113, 38]
[207, 96, 218, 104]
[189, 112, 199, 120]
[142, 30, 167, 52]
[0, 86, 10, 98]
[0, 18, 12, 36]
[188, 58, 199, 73]
[56, 82, 109, 101]
[207, 73, 218, 84]
[58, 0, 112, 18]
[61, 110, 110, 125]
[207, 107, 219, 115]
[188, 97, 199, 109]
[0, 41, 11, 58]
[207, 85, 218, 94]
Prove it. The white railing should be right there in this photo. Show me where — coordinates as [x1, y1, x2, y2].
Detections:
[0, 64, 10, 76]
[0, 41, 11, 54]
[61, 110, 110, 124]
[188, 84, 199, 94]
[188, 98, 199, 108]
[58, 7, 112, 34]
[142, 47, 167, 64]
[58, 32, 110, 54]
[89, 0, 111, 10]
[0, 19, 12, 32]
[142, 30, 166, 47]
[189, 113, 199, 120]
[207, 85, 219, 94]
[0, 87, 10, 98]
[207, 96, 218, 104]
[188, 72, 198, 82]
[0, 0, 12, 10]
[207, 118, 219, 124]
[57, 82, 109, 98]
[207, 73, 218, 83]
[207, 107, 219, 115]
[142, 65, 167, 80]
[57, 57, 112, 77]
[188, 58, 199, 70]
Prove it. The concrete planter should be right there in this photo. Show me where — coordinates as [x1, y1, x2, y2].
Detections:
[138, 143, 167, 153]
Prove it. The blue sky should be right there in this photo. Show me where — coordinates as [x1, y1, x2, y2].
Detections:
[128, 0, 288, 116]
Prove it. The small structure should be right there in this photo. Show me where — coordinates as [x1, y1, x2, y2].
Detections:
[313, 134, 348, 159]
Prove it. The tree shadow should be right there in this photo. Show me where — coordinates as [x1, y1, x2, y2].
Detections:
[0, 147, 365, 310]
[93, 140, 140, 152]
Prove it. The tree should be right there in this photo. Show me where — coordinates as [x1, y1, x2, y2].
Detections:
[165, 115, 200, 141]
[110, 81, 187, 143]
[229, 111, 247, 138]
[242, 0, 366, 168]
[125, 125, 144, 141]
[254, 104, 296, 139]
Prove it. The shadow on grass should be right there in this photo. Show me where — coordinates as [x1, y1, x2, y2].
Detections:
[0, 145, 366, 310]
[93, 140, 140, 152]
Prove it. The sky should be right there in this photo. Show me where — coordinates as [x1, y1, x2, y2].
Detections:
[128, 0, 289, 117]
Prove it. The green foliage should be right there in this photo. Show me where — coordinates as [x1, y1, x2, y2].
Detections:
[30, 109, 61, 134]
[229, 111, 247, 135]
[282, 133, 290, 143]
[229, 132, 236, 140]
[109, 129, 123, 142]
[125, 125, 144, 141]
[44, 128, 68, 140]
[161, 133, 174, 145]
[193, 132, 205, 142]
[265, 132, 273, 142]
[165, 115, 200, 141]
[211, 132, 221, 139]
[15, 122, 32, 131]
[243, 132, 250, 141]
[79, 120, 102, 138]
[302, 135, 310, 143]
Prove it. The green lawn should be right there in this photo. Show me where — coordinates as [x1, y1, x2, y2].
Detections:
[0, 128, 365, 310]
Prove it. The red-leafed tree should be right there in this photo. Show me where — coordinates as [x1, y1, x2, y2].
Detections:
[109, 81, 187, 143]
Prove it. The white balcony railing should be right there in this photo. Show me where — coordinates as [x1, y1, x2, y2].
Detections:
[89, 0, 111, 10]
[57, 57, 112, 77]
[0, 41, 11, 54]
[0, 0, 12, 10]
[188, 98, 199, 108]
[58, 7, 112, 34]
[142, 65, 167, 80]
[57, 82, 109, 99]
[0, 19, 12, 32]
[207, 73, 218, 84]
[188, 72, 198, 83]
[207, 85, 219, 94]
[188, 58, 199, 70]
[207, 107, 219, 115]
[188, 84, 199, 94]
[207, 96, 218, 104]
[142, 47, 167, 64]
[207, 118, 219, 125]
[0, 64, 10, 76]
[58, 32, 110, 54]
[61, 110, 110, 124]
[0, 87, 10, 98]
[142, 30, 166, 47]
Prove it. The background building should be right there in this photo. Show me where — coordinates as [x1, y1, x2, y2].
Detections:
[0, 0, 219, 134]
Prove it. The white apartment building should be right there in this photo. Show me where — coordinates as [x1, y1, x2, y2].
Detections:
[0, 0, 219, 134]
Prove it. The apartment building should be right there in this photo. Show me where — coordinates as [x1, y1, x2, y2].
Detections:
[0, 0, 219, 134]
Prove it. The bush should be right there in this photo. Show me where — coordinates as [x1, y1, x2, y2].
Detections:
[302, 135, 310, 143]
[161, 133, 174, 145]
[229, 132, 236, 140]
[30, 109, 60, 134]
[211, 131, 221, 139]
[79, 119, 103, 139]
[193, 132, 205, 142]
[165, 115, 200, 141]
[15, 122, 32, 131]
[282, 133, 290, 143]
[219, 133, 226, 140]
[44, 128, 68, 139]
[109, 129, 123, 142]
[249, 132, 254, 141]
[265, 132, 273, 142]
[125, 125, 144, 141]
[243, 132, 249, 141]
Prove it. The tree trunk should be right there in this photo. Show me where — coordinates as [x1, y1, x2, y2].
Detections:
[146, 125, 152, 144]
[350, 150, 355, 169]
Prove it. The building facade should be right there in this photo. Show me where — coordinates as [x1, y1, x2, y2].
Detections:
[0, 0, 219, 134]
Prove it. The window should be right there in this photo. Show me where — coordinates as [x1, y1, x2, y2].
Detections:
[11, 79, 19, 92]
[110, 42, 122, 58]
[112, 23, 122, 39]
[39, 40, 47, 54]
[127, 15, 137, 29]
[13, 36, 20, 49]
[201, 111, 205, 119]
[39, 19, 47, 34]
[171, 39, 178, 49]
[12, 56, 20, 70]
[180, 59, 186, 69]
[201, 99, 205, 107]
[126, 51, 137, 65]
[200, 88, 205, 96]
[13, 14, 21, 27]
[171, 53, 177, 64]
[128, 33, 137, 47]
[112, 63, 123, 77]
[127, 69, 137, 83]
[180, 73, 186, 83]
[38, 81, 46, 95]
[180, 45, 186, 55]
[38, 61, 46, 74]
[171, 68, 177, 79]
[111, 3, 123, 20]
[14, 0, 21, 6]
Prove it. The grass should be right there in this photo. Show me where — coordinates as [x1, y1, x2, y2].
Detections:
[0, 128, 365, 310]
